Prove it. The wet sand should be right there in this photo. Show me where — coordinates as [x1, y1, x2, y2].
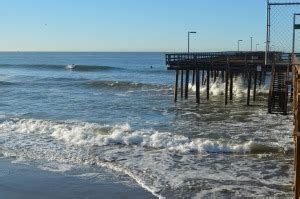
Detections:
[0, 158, 156, 199]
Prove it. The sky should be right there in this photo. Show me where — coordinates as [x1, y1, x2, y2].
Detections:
[0, 0, 267, 52]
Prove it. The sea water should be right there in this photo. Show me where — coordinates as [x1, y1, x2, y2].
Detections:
[0, 52, 293, 198]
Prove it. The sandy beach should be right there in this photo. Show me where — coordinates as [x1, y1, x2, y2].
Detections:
[0, 157, 155, 199]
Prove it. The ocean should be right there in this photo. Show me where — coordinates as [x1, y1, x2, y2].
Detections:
[0, 52, 294, 198]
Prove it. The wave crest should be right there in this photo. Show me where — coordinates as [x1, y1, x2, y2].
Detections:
[0, 64, 117, 71]
[0, 118, 286, 154]
[86, 80, 171, 91]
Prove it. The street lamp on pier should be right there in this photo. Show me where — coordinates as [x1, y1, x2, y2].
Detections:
[188, 31, 197, 53]
[238, 40, 243, 52]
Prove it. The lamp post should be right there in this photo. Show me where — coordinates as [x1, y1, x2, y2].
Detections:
[185, 31, 197, 99]
[188, 31, 197, 53]
[256, 44, 259, 51]
[238, 40, 243, 52]
[250, 37, 253, 51]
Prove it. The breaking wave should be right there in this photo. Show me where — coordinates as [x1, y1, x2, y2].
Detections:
[86, 80, 172, 91]
[0, 81, 15, 86]
[0, 118, 287, 154]
[0, 117, 293, 198]
[0, 64, 118, 72]
[190, 76, 269, 98]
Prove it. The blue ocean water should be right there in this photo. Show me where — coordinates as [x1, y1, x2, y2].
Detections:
[0, 52, 294, 198]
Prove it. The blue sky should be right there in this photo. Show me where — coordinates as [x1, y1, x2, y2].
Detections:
[0, 0, 266, 52]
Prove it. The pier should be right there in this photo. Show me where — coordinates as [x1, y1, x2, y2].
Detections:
[166, 51, 291, 114]
[164, 0, 300, 197]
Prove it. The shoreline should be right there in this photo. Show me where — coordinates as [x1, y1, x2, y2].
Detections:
[0, 157, 156, 199]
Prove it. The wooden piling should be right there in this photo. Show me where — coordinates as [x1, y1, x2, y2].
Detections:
[229, 71, 233, 100]
[192, 70, 195, 86]
[253, 71, 257, 101]
[221, 71, 225, 82]
[247, 71, 252, 106]
[196, 69, 200, 104]
[263, 71, 266, 85]
[181, 70, 184, 99]
[174, 70, 179, 102]
[225, 70, 229, 105]
[259, 71, 262, 87]
[202, 70, 205, 85]
[185, 70, 189, 99]
[207, 70, 210, 100]
[214, 70, 217, 82]
[296, 137, 300, 199]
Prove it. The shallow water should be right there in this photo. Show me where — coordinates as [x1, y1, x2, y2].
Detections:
[0, 52, 293, 198]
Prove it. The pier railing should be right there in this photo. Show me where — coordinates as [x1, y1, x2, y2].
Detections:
[166, 51, 289, 69]
[293, 55, 300, 198]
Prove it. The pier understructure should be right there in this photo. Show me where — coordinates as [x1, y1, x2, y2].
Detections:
[166, 51, 292, 114]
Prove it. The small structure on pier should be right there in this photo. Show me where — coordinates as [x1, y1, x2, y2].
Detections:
[166, 51, 291, 114]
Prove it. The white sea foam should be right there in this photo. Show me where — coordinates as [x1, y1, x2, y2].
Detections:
[189, 76, 269, 98]
[38, 162, 74, 172]
[0, 118, 283, 154]
[0, 117, 293, 198]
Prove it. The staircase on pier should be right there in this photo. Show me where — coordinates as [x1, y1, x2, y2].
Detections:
[268, 65, 290, 114]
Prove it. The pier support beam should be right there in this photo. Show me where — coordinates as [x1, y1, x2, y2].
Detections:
[263, 71, 266, 85]
[221, 71, 225, 82]
[230, 71, 233, 100]
[181, 70, 184, 99]
[202, 70, 205, 85]
[185, 70, 190, 99]
[253, 71, 257, 101]
[214, 70, 217, 82]
[192, 70, 195, 86]
[247, 71, 252, 106]
[259, 71, 262, 87]
[207, 70, 210, 100]
[296, 137, 300, 198]
[174, 70, 179, 102]
[225, 70, 229, 105]
[196, 69, 200, 104]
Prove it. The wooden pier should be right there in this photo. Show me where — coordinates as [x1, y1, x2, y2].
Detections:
[293, 55, 300, 198]
[166, 51, 291, 114]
